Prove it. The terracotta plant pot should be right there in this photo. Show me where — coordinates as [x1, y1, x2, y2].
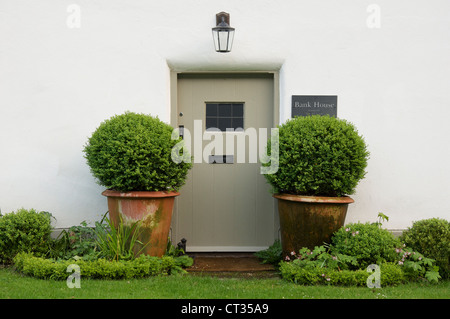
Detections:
[102, 190, 179, 257]
[273, 194, 354, 256]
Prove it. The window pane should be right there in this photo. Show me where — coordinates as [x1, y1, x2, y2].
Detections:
[218, 104, 232, 117]
[218, 118, 232, 131]
[232, 118, 244, 130]
[206, 104, 217, 116]
[232, 104, 243, 117]
[206, 117, 218, 129]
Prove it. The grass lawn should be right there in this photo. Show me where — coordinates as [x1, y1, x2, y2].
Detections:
[0, 267, 448, 299]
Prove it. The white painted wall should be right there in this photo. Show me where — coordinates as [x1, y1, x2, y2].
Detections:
[0, 0, 449, 230]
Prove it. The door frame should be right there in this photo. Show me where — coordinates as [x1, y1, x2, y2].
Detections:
[170, 71, 280, 127]
[169, 70, 280, 251]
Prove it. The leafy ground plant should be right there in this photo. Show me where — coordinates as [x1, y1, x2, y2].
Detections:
[49, 221, 99, 261]
[254, 239, 283, 266]
[49, 214, 149, 262]
[94, 216, 148, 261]
[395, 246, 441, 283]
[284, 245, 358, 271]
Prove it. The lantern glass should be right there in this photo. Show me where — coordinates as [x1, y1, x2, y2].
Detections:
[212, 28, 235, 52]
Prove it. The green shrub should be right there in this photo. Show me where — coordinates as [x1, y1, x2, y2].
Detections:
[263, 115, 369, 196]
[379, 262, 405, 286]
[400, 218, 450, 279]
[0, 208, 53, 263]
[13, 252, 193, 280]
[279, 261, 405, 286]
[331, 222, 402, 269]
[83, 112, 192, 192]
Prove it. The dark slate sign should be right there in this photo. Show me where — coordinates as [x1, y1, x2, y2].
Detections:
[292, 95, 337, 118]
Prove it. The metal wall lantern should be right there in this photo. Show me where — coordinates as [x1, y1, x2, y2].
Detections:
[212, 12, 235, 53]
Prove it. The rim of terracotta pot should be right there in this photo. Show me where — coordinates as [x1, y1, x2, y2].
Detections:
[273, 193, 354, 204]
[102, 189, 180, 198]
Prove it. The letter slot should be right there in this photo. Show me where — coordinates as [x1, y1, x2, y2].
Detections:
[209, 155, 234, 164]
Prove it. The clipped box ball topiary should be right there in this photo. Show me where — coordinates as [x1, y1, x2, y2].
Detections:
[263, 115, 369, 253]
[83, 111, 192, 192]
[83, 111, 192, 257]
[264, 115, 369, 197]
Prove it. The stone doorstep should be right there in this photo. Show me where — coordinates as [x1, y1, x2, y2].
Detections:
[186, 252, 276, 273]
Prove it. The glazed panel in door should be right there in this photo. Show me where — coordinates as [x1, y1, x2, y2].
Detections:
[173, 74, 276, 251]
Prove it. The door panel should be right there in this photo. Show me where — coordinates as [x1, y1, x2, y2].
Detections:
[173, 74, 276, 251]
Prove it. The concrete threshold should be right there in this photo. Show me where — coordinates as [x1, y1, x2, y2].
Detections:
[186, 252, 277, 276]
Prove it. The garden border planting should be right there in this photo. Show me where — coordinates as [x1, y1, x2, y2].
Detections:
[13, 252, 193, 280]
